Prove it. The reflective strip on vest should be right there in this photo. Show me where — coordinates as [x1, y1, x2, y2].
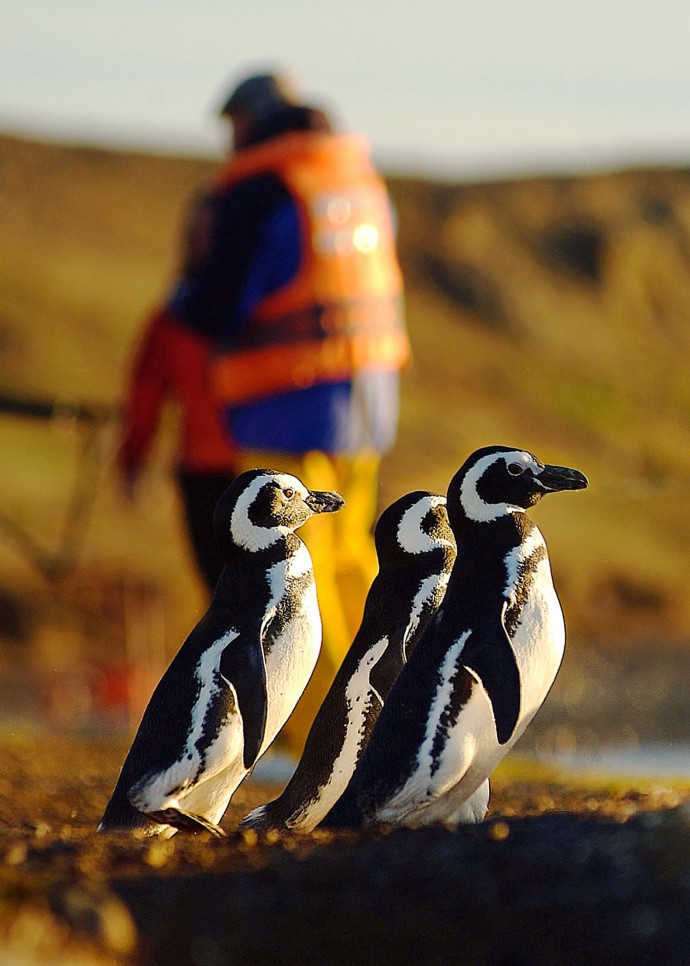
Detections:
[212, 327, 409, 406]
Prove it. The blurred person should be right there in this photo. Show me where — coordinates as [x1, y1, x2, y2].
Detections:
[134, 69, 410, 747]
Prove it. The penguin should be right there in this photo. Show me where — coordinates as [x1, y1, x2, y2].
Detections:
[98, 469, 344, 837]
[239, 491, 457, 833]
[322, 445, 588, 829]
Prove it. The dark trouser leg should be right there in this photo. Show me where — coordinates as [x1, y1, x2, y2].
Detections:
[177, 470, 237, 594]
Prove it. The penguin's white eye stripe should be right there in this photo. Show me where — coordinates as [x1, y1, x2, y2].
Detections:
[507, 463, 524, 476]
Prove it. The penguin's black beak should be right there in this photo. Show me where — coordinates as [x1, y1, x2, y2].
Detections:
[537, 464, 589, 492]
[304, 490, 346, 514]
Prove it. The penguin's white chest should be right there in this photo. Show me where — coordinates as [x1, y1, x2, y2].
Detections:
[261, 547, 322, 748]
[508, 552, 565, 732]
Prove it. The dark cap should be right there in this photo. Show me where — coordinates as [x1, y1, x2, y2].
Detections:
[218, 72, 299, 122]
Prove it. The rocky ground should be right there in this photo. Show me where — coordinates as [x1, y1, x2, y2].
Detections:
[0, 729, 689, 966]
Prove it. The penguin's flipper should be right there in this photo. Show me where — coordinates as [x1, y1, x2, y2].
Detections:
[459, 608, 521, 745]
[369, 633, 407, 704]
[147, 807, 227, 838]
[219, 634, 268, 770]
[401, 624, 415, 663]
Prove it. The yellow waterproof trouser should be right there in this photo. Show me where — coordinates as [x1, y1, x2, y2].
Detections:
[236, 449, 380, 754]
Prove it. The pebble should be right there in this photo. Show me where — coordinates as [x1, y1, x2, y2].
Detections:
[488, 821, 511, 842]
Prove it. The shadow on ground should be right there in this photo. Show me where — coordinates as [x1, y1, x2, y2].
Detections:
[0, 722, 688, 965]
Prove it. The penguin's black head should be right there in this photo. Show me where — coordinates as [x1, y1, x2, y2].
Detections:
[375, 491, 456, 567]
[447, 446, 589, 529]
[214, 469, 345, 554]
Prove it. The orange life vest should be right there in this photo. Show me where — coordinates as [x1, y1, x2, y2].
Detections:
[210, 132, 409, 406]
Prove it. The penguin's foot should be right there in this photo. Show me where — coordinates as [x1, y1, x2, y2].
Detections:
[146, 807, 227, 838]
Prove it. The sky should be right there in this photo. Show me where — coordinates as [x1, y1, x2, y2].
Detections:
[2, 0, 690, 180]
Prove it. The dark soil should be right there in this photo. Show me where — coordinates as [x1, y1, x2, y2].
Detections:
[0, 730, 689, 965]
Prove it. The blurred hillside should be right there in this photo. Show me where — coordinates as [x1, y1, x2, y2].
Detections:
[1, 132, 690, 708]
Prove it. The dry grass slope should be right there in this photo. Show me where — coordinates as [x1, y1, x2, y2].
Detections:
[2, 132, 690, 668]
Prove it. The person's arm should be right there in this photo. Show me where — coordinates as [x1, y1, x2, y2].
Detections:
[168, 173, 293, 341]
[116, 308, 172, 495]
